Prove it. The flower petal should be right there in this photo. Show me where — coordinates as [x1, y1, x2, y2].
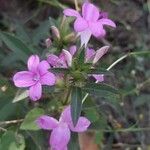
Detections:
[69, 45, 77, 56]
[93, 46, 109, 64]
[36, 115, 58, 130]
[58, 52, 68, 68]
[13, 71, 35, 87]
[89, 22, 106, 38]
[60, 106, 90, 132]
[74, 17, 88, 32]
[28, 55, 40, 72]
[29, 82, 42, 101]
[38, 60, 50, 75]
[93, 74, 104, 82]
[85, 48, 95, 62]
[69, 117, 91, 132]
[79, 29, 92, 47]
[62, 49, 72, 67]
[82, 2, 99, 21]
[99, 18, 116, 28]
[63, 8, 80, 17]
[40, 72, 56, 86]
[50, 123, 70, 150]
[59, 106, 71, 123]
[47, 54, 59, 67]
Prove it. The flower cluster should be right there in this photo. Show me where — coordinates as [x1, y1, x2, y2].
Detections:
[64, 2, 116, 46]
[13, 1, 116, 149]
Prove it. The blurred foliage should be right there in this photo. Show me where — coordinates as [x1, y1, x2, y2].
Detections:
[0, 0, 150, 149]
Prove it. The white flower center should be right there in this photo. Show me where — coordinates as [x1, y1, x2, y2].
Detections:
[33, 74, 40, 81]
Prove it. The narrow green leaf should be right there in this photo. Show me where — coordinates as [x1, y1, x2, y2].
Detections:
[0, 32, 33, 63]
[94, 131, 104, 144]
[32, 20, 50, 45]
[82, 83, 119, 97]
[20, 108, 44, 130]
[76, 46, 85, 64]
[71, 86, 82, 126]
[89, 68, 113, 75]
[50, 68, 69, 74]
[13, 90, 28, 103]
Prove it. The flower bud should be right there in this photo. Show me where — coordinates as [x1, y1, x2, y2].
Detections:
[51, 26, 60, 40]
[45, 38, 52, 48]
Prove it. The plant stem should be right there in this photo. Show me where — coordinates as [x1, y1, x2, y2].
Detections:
[74, 0, 79, 11]
[89, 127, 150, 133]
[0, 119, 23, 126]
[0, 126, 7, 132]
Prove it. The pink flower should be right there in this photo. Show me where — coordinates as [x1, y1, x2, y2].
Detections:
[13, 55, 56, 101]
[85, 46, 109, 82]
[47, 46, 77, 68]
[47, 45, 109, 83]
[64, 2, 116, 46]
[36, 106, 90, 150]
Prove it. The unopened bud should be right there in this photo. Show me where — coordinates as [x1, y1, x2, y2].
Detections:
[51, 26, 60, 40]
[45, 38, 52, 48]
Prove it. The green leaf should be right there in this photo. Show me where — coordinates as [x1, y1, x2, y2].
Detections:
[88, 68, 113, 75]
[20, 108, 44, 130]
[0, 131, 25, 150]
[0, 32, 33, 58]
[13, 90, 28, 103]
[15, 21, 31, 44]
[94, 131, 104, 144]
[77, 46, 85, 64]
[32, 20, 50, 45]
[82, 83, 119, 97]
[50, 68, 69, 74]
[71, 86, 82, 126]
[84, 108, 99, 122]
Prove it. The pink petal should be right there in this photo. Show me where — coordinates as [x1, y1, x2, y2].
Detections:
[13, 71, 35, 87]
[93, 46, 109, 64]
[59, 106, 71, 123]
[74, 18, 88, 32]
[50, 123, 70, 149]
[69, 117, 91, 132]
[99, 18, 116, 28]
[89, 22, 106, 38]
[82, 2, 99, 21]
[63, 8, 80, 17]
[27, 55, 40, 72]
[93, 74, 104, 82]
[29, 82, 42, 101]
[40, 72, 56, 86]
[58, 52, 68, 68]
[62, 49, 72, 67]
[69, 45, 77, 56]
[60, 106, 90, 132]
[47, 54, 59, 67]
[38, 60, 50, 75]
[79, 29, 92, 47]
[85, 48, 95, 62]
[99, 12, 108, 19]
[36, 115, 58, 130]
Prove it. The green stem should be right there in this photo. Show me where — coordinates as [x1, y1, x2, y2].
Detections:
[90, 127, 150, 133]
